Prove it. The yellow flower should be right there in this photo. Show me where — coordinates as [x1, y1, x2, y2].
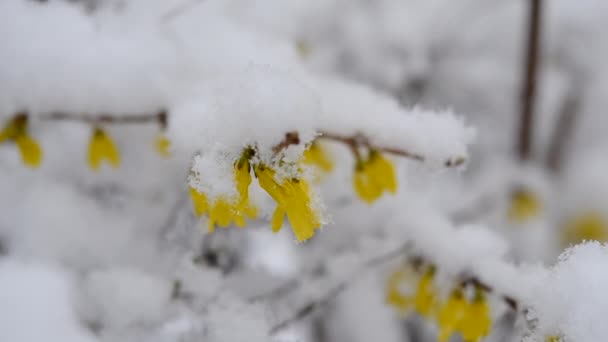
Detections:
[368, 150, 397, 194]
[255, 164, 320, 242]
[437, 288, 467, 342]
[386, 267, 415, 315]
[189, 186, 209, 217]
[88, 127, 120, 171]
[190, 149, 258, 232]
[563, 211, 608, 245]
[302, 142, 333, 173]
[546, 335, 562, 342]
[508, 188, 541, 223]
[208, 197, 234, 232]
[0, 115, 43, 168]
[233, 155, 257, 227]
[155, 133, 171, 157]
[458, 287, 492, 342]
[352, 150, 397, 204]
[414, 267, 437, 318]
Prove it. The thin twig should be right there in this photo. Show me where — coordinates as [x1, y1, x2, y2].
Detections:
[319, 131, 424, 162]
[545, 78, 583, 173]
[40, 111, 167, 126]
[517, 0, 543, 161]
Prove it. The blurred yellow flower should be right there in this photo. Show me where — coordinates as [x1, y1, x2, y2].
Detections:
[155, 133, 171, 157]
[563, 211, 608, 245]
[353, 150, 397, 203]
[0, 115, 42, 168]
[88, 127, 120, 171]
[508, 188, 541, 223]
[458, 287, 491, 342]
[302, 142, 333, 173]
[437, 288, 467, 342]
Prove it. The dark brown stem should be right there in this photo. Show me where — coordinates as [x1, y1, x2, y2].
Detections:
[517, 0, 543, 161]
[319, 131, 425, 161]
[41, 110, 167, 126]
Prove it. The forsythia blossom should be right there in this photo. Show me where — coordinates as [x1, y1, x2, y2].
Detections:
[302, 141, 333, 173]
[155, 133, 171, 157]
[190, 149, 258, 232]
[458, 286, 492, 342]
[563, 211, 607, 245]
[507, 188, 541, 223]
[387, 265, 492, 342]
[353, 150, 397, 203]
[255, 163, 321, 242]
[87, 127, 120, 170]
[0, 114, 42, 168]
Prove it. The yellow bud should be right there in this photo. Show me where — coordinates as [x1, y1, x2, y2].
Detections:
[88, 127, 120, 171]
[155, 133, 171, 157]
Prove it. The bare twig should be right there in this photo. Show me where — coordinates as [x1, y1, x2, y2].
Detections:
[545, 78, 584, 173]
[40, 110, 167, 126]
[517, 0, 543, 161]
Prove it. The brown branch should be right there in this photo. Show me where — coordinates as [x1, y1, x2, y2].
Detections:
[517, 0, 543, 161]
[462, 277, 519, 311]
[545, 79, 583, 173]
[319, 131, 466, 167]
[40, 110, 167, 126]
[319, 131, 424, 162]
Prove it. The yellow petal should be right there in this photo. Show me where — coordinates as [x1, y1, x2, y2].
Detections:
[271, 206, 285, 232]
[255, 165, 320, 241]
[88, 128, 120, 170]
[189, 187, 209, 217]
[155, 133, 171, 157]
[370, 152, 397, 194]
[100, 132, 120, 168]
[508, 189, 541, 223]
[208, 198, 234, 231]
[437, 289, 466, 342]
[255, 165, 287, 205]
[15, 135, 42, 168]
[302, 142, 333, 172]
[414, 268, 437, 318]
[458, 288, 492, 342]
[353, 161, 382, 203]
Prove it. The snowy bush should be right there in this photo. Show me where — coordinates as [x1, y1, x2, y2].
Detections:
[2, 1, 608, 342]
